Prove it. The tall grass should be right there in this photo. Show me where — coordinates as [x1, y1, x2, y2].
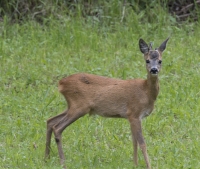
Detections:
[0, 4, 200, 169]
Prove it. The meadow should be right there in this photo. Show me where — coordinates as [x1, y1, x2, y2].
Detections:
[0, 5, 200, 169]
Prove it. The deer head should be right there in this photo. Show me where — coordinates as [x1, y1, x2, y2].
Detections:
[139, 38, 169, 76]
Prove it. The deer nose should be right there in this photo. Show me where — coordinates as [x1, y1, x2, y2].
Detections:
[150, 68, 158, 74]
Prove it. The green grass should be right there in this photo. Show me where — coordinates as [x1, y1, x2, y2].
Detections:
[1, 11, 200, 169]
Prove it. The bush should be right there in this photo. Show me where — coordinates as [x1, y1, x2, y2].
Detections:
[0, 0, 199, 23]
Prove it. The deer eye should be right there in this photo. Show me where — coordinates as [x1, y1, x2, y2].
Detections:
[146, 60, 150, 64]
[158, 60, 162, 64]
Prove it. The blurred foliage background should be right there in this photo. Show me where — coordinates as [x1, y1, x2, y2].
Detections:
[0, 0, 200, 23]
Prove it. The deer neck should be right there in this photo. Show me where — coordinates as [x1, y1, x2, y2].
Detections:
[146, 74, 159, 101]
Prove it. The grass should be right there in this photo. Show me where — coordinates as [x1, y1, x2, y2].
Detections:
[0, 9, 200, 169]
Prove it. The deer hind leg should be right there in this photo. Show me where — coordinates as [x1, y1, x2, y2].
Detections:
[45, 111, 68, 159]
[52, 107, 89, 167]
[128, 117, 151, 169]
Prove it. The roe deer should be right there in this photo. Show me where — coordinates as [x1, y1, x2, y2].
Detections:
[45, 38, 169, 169]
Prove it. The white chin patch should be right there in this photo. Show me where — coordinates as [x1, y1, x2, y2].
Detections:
[150, 73, 158, 76]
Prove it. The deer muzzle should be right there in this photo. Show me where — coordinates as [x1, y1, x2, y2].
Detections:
[150, 68, 158, 74]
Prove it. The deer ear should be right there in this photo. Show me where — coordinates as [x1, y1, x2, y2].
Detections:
[158, 38, 169, 53]
[139, 39, 149, 54]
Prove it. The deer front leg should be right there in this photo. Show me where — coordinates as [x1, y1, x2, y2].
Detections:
[128, 116, 151, 169]
[133, 134, 138, 165]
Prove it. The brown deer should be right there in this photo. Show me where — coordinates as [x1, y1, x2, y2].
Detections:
[45, 38, 169, 169]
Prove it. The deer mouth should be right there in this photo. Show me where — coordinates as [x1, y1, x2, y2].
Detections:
[150, 71, 159, 76]
[150, 73, 158, 77]
[150, 71, 158, 74]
